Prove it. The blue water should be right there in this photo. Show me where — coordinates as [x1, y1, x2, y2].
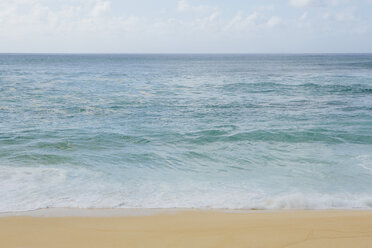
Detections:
[1, 54, 372, 212]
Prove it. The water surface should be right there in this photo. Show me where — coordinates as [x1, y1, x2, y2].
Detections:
[1, 54, 372, 211]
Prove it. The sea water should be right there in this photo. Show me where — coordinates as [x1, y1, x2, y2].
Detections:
[1, 54, 372, 212]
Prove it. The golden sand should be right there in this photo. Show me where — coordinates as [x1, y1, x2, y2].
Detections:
[1, 210, 372, 248]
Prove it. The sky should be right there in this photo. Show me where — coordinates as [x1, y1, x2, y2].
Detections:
[0, 0, 372, 53]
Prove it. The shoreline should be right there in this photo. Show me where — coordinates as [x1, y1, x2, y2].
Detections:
[0, 207, 178, 218]
[1, 207, 372, 217]
[1, 209, 372, 247]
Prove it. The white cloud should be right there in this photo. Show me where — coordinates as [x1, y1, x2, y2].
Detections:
[290, 0, 313, 8]
[289, 0, 325, 8]
[177, 0, 188, 11]
[267, 16, 281, 27]
[320, 10, 356, 22]
[296, 12, 312, 29]
[0, 0, 371, 53]
[290, 0, 353, 8]
[177, 0, 216, 13]
[0, 0, 135, 37]
[91, 1, 111, 17]
[224, 11, 260, 31]
[224, 11, 282, 32]
[300, 12, 308, 20]
[246, 12, 260, 23]
[330, 0, 350, 6]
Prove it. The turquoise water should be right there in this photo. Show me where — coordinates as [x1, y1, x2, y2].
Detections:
[1, 54, 372, 212]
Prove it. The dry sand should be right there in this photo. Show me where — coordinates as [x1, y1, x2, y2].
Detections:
[1, 210, 372, 248]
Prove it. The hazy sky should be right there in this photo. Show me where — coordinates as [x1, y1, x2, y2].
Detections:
[1, 0, 372, 53]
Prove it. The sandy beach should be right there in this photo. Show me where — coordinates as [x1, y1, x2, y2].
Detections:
[1, 209, 372, 248]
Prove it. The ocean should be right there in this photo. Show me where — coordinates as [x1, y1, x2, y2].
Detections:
[1, 54, 372, 212]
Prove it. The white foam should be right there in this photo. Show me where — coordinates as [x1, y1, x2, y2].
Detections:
[1, 165, 372, 213]
[357, 155, 372, 174]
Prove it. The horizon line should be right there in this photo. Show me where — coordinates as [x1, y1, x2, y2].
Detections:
[1, 52, 372, 55]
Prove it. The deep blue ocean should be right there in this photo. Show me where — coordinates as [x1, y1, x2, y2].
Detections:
[1, 54, 372, 212]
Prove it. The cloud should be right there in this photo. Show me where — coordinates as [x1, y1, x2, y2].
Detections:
[0, 0, 371, 53]
[289, 0, 324, 8]
[177, 0, 217, 13]
[224, 11, 282, 32]
[91, 1, 111, 17]
[267, 16, 281, 27]
[320, 9, 356, 22]
[290, 0, 353, 8]
[177, 0, 188, 11]
[300, 12, 308, 20]
[0, 0, 135, 37]
[330, 0, 350, 6]
[289, 0, 313, 8]
[296, 12, 312, 28]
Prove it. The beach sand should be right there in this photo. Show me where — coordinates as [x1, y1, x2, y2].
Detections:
[1, 210, 372, 248]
